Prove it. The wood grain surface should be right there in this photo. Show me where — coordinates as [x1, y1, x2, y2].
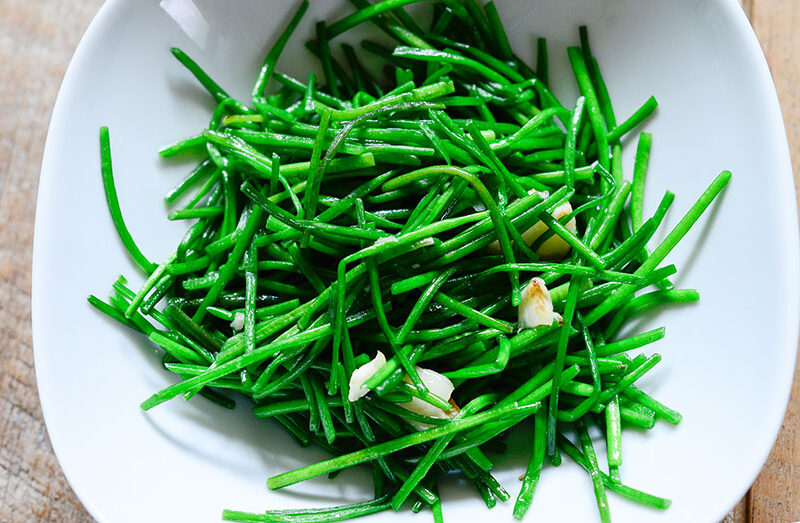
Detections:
[0, 1, 103, 520]
[0, 1, 796, 522]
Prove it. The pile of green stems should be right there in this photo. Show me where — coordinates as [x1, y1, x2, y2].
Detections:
[91, 1, 730, 522]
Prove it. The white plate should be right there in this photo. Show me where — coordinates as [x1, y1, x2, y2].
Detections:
[33, 1, 798, 522]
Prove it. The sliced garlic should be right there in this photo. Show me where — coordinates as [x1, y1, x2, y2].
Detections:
[398, 366, 457, 430]
[347, 351, 386, 402]
[537, 201, 577, 259]
[518, 277, 556, 330]
[487, 196, 575, 260]
[230, 312, 245, 331]
[405, 367, 454, 409]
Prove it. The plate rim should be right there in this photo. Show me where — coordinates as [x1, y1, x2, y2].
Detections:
[32, 0, 134, 519]
[705, 2, 800, 520]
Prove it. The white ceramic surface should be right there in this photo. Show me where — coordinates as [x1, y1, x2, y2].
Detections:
[32, 1, 798, 522]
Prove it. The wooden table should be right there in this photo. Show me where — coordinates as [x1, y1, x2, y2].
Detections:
[0, 1, 796, 521]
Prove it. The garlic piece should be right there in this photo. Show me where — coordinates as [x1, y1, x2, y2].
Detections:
[518, 277, 556, 330]
[399, 366, 457, 429]
[347, 351, 386, 402]
[230, 312, 245, 331]
[487, 197, 575, 260]
[536, 201, 576, 260]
